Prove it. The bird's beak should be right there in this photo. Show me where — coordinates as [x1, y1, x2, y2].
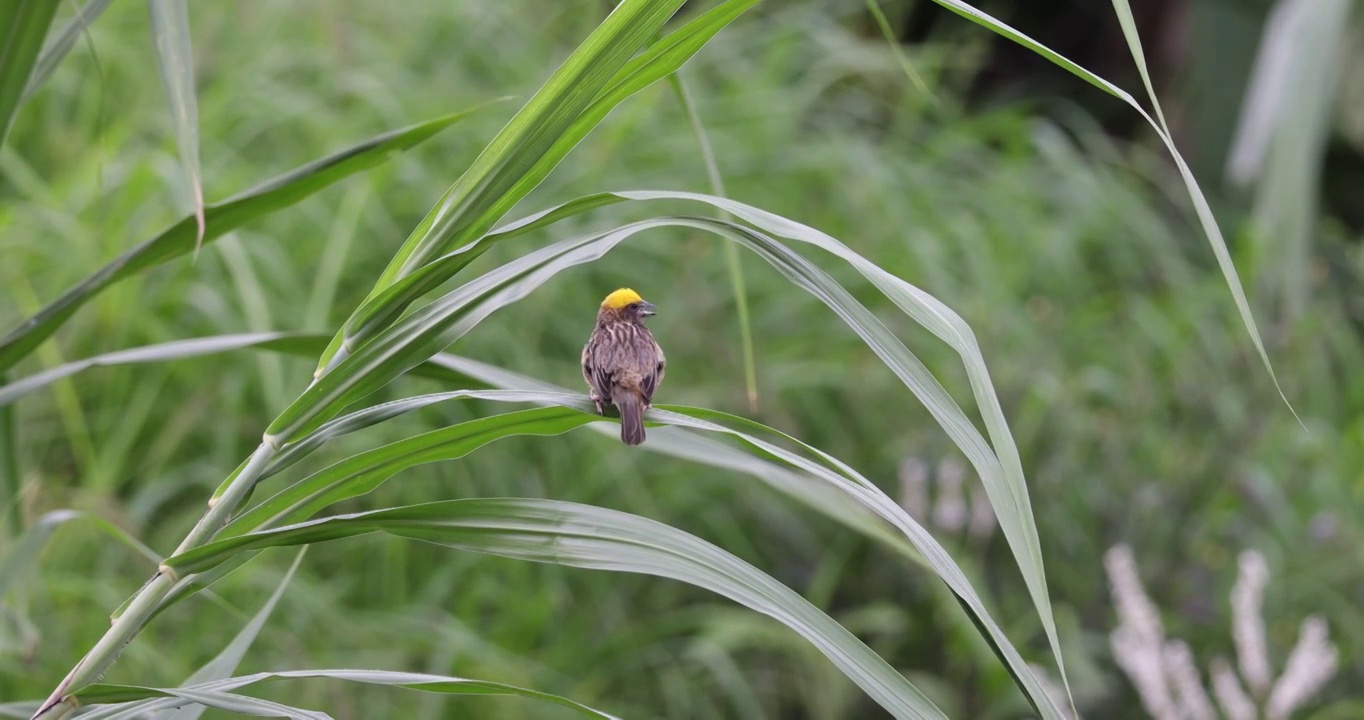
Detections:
[639, 301, 657, 316]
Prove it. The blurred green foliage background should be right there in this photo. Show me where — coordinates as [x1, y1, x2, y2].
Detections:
[2, 0, 1361, 717]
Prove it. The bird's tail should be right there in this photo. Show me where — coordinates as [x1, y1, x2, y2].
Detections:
[615, 392, 646, 446]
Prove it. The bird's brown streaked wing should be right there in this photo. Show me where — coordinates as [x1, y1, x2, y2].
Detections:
[583, 332, 616, 402]
[638, 333, 665, 404]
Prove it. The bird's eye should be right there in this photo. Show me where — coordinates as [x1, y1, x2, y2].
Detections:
[627, 302, 639, 310]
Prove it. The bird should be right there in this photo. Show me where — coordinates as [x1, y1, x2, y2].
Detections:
[581, 288, 666, 445]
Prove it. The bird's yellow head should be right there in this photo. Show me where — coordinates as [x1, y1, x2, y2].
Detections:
[601, 288, 643, 310]
[598, 288, 656, 320]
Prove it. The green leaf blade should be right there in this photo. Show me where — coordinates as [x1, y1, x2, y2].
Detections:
[166, 499, 945, 720]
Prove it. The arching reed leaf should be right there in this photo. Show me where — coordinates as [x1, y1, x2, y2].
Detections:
[247, 381, 922, 565]
[928, 0, 1288, 418]
[257, 197, 1066, 712]
[6, 205, 1065, 714]
[130, 380, 919, 623]
[72, 670, 620, 720]
[166, 499, 947, 720]
[667, 71, 758, 411]
[229, 388, 1060, 717]
[84, 688, 328, 720]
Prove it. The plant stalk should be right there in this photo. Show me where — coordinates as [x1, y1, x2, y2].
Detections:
[31, 442, 278, 719]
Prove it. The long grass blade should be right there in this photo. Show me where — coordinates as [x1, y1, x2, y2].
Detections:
[148, 0, 205, 255]
[267, 189, 1067, 707]
[73, 670, 621, 720]
[234, 386, 1059, 715]
[0, 0, 62, 148]
[865, 0, 933, 98]
[0, 106, 492, 372]
[317, 0, 761, 372]
[166, 499, 947, 719]
[84, 687, 329, 720]
[255, 206, 1065, 713]
[613, 190, 1066, 689]
[152, 397, 920, 624]
[931, 0, 1290, 420]
[232, 384, 921, 566]
[233, 405, 592, 532]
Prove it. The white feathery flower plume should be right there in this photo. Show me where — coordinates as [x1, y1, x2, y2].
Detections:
[1210, 657, 1256, 720]
[1106, 545, 1339, 720]
[1165, 640, 1217, 720]
[1265, 616, 1339, 720]
[1232, 550, 1273, 698]
[1105, 545, 1177, 720]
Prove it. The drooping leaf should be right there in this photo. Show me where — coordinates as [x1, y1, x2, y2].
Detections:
[252, 195, 1065, 714]
[236, 382, 922, 566]
[166, 499, 946, 719]
[83, 687, 329, 720]
[931, 0, 1288, 421]
[73, 669, 620, 720]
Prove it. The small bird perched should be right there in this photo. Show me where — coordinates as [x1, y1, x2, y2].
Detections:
[581, 288, 666, 445]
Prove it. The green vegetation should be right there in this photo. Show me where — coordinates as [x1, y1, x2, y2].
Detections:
[1, 1, 1358, 718]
